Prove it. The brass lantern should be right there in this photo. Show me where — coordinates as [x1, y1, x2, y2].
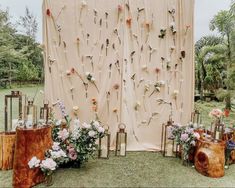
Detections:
[98, 125, 111, 159]
[213, 121, 224, 140]
[115, 123, 127, 156]
[24, 99, 37, 126]
[191, 109, 201, 125]
[4, 91, 23, 131]
[40, 103, 51, 124]
[161, 119, 178, 157]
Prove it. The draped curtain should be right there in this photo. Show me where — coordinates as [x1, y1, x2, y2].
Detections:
[43, 0, 194, 151]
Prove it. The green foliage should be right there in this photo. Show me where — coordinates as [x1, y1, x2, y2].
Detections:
[0, 7, 43, 86]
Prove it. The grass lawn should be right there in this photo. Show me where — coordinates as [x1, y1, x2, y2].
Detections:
[1, 152, 235, 187]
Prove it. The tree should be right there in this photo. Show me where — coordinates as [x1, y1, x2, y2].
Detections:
[18, 7, 38, 40]
[195, 36, 224, 100]
[209, 10, 235, 109]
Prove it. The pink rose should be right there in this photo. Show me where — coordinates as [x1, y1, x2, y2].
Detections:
[68, 147, 77, 160]
[194, 132, 200, 140]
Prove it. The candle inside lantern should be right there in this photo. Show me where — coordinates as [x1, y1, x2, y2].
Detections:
[101, 146, 108, 158]
[166, 142, 173, 156]
[215, 131, 220, 140]
[120, 143, 126, 156]
[27, 114, 33, 122]
[12, 119, 18, 131]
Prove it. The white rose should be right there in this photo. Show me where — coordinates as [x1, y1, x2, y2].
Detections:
[91, 77, 95, 82]
[52, 142, 60, 151]
[98, 127, 105, 133]
[88, 130, 96, 137]
[28, 156, 40, 169]
[82, 122, 91, 129]
[40, 158, 57, 171]
[93, 121, 100, 128]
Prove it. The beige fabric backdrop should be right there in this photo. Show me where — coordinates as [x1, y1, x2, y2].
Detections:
[43, 0, 194, 151]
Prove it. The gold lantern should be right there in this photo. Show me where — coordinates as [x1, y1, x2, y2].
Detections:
[4, 91, 23, 131]
[191, 109, 201, 125]
[161, 119, 178, 157]
[98, 125, 111, 159]
[213, 121, 224, 140]
[115, 123, 127, 157]
[24, 99, 37, 126]
[40, 103, 51, 124]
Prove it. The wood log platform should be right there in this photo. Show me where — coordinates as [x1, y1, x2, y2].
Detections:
[13, 126, 52, 188]
[194, 138, 225, 178]
[0, 132, 16, 170]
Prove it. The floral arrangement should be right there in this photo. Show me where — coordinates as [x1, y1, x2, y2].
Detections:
[28, 101, 105, 182]
[51, 119, 105, 167]
[171, 123, 200, 161]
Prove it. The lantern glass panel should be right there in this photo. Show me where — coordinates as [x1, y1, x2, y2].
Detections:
[214, 123, 224, 140]
[24, 101, 37, 125]
[5, 91, 23, 131]
[116, 131, 127, 156]
[161, 121, 177, 157]
[40, 104, 50, 123]
[98, 133, 110, 159]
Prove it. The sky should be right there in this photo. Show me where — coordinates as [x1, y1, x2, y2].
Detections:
[0, 0, 232, 43]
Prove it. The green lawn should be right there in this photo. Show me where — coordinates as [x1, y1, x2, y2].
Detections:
[1, 152, 235, 187]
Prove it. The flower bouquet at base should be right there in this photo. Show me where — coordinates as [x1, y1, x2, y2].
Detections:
[171, 123, 200, 165]
[28, 157, 57, 186]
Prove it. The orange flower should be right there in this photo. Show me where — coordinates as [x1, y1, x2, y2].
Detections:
[126, 18, 132, 27]
[91, 98, 96, 102]
[71, 68, 75, 74]
[46, 9, 51, 16]
[113, 84, 120, 90]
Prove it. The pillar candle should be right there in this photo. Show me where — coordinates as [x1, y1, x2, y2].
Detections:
[120, 143, 126, 156]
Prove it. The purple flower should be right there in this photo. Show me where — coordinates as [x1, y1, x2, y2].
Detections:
[58, 101, 67, 117]
[180, 133, 188, 142]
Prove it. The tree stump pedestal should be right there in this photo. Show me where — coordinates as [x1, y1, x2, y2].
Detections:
[194, 138, 225, 178]
[13, 126, 52, 188]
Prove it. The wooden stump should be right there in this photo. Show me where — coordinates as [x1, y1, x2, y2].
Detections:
[195, 139, 225, 178]
[0, 132, 16, 170]
[13, 126, 52, 188]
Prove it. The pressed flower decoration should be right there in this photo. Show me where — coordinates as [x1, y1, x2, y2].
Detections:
[46, 9, 51, 17]
[126, 17, 132, 27]
[113, 83, 120, 100]
[134, 101, 141, 111]
[85, 72, 99, 93]
[158, 28, 166, 39]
